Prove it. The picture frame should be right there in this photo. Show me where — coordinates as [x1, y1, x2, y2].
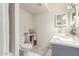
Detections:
[55, 13, 68, 27]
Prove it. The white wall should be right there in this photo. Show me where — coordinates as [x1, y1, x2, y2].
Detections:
[0, 3, 4, 56]
[20, 8, 33, 44]
[3, 3, 9, 56]
[0, 3, 9, 56]
[34, 4, 68, 47]
[34, 13, 55, 47]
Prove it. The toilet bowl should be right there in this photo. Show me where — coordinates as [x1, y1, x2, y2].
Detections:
[21, 43, 41, 56]
[21, 43, 32, 53]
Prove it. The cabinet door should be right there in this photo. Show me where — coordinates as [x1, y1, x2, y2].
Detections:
[52, 44, 79, 56]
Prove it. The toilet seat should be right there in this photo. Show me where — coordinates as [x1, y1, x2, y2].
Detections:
[24, 51, 41, 56]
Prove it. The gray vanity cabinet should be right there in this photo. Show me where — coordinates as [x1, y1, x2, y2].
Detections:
[52, 44, 79, 56]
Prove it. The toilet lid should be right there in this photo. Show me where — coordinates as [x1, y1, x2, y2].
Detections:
[21, 43, 32, 49]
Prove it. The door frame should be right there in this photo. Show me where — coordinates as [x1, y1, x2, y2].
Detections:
[3, 3, 9, 56]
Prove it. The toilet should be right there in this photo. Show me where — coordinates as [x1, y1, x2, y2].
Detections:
[20, 36, 41, 56]
[20, 43, 41, 56]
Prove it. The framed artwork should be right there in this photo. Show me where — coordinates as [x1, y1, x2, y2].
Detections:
[55, 13, 68, 27]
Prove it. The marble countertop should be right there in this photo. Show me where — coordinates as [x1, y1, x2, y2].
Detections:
[50, 35, 79, 48]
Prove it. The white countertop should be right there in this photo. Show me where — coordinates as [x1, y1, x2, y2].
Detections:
[50, 35, 79, 48]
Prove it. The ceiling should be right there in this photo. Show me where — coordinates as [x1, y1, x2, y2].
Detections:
[20, 3, 69, 14]
[20, 3, 49, 14]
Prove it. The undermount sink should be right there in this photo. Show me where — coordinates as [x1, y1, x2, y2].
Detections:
[53, 35, 74, 43]
[50, 34, 79, 49]
[50, 34, 76, 44]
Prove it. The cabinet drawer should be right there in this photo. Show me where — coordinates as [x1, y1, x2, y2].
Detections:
[52, 44, 79, 56]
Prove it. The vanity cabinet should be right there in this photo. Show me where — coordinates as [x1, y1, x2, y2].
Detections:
[52, 44, 79, 56]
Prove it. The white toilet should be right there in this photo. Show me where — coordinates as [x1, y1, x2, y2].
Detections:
[20, 36, 41, 56]
[20, 43, 41, 56]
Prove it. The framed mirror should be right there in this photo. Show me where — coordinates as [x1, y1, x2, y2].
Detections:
[55, 13, 68, 28]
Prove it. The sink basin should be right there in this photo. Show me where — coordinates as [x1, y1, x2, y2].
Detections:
[51, 35, 74, 43]
[50, 34, 79, 48]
